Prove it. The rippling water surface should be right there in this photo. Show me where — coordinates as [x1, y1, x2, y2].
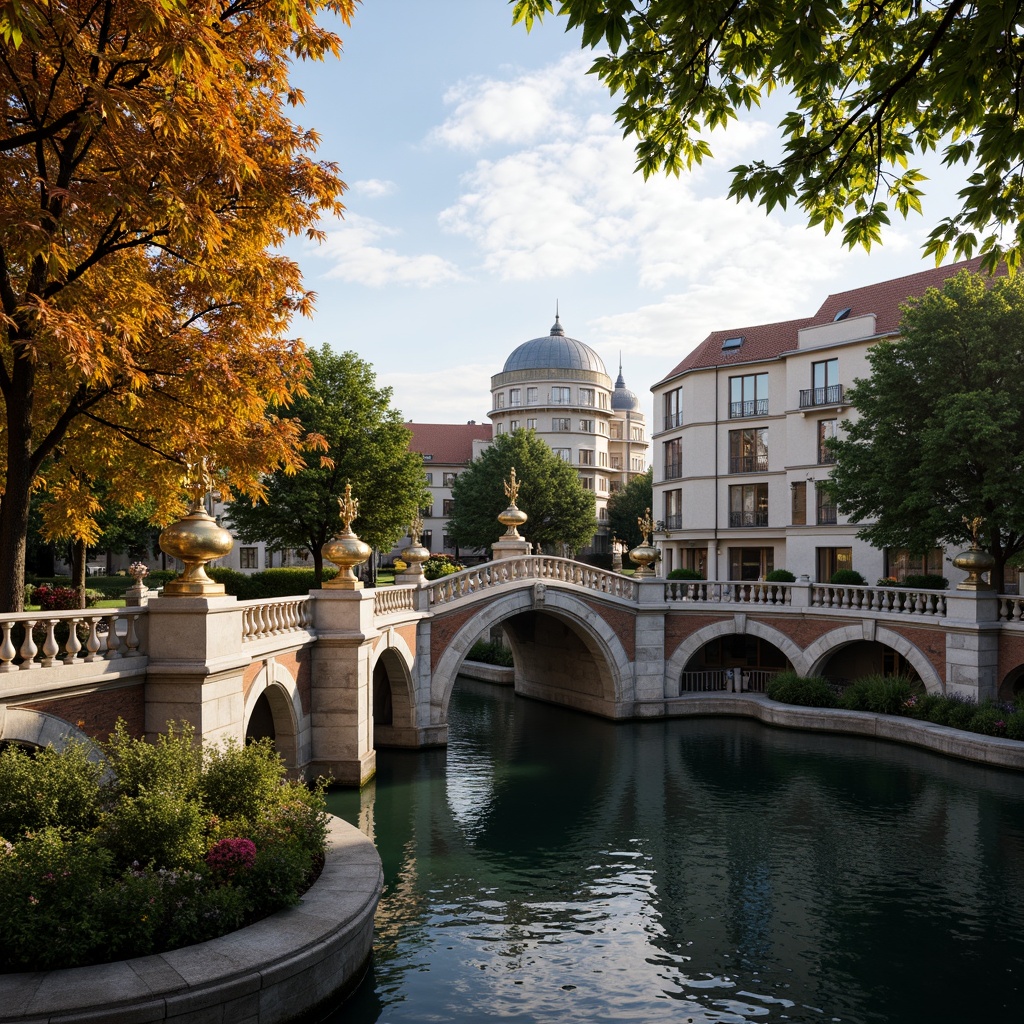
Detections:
[322, 680, 1024, 1024]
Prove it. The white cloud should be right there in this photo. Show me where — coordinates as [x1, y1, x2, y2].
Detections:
[311, 214, 463, 288]
[380, 365, 494, 423]
[350, 178, 397, 199]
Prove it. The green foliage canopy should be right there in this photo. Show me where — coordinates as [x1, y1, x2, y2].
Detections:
[606, 467, 652, 551]
[226, 348, 429, 585]
[825, 270, 1024, 591]
[447, 430, 597, 554]
[513, 0, 1024, 269]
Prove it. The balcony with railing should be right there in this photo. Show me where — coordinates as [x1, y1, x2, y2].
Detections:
[729, 399, 769, 419]
[729, 510, 769, 527]
[664, 514, 682, 530]
[799, 384, 845, 408]
[729, 454, 769, 474]
[664, 461, 683, 480]
[817, 505, 838, 525]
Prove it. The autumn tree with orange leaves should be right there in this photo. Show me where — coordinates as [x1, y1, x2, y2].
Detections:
[0, 0, 355, 611]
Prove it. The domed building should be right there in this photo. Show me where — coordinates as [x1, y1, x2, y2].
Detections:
[489, 316, 649, 553]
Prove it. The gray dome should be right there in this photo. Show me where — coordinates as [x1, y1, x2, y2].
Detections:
[611, 368, 640, 411]
[503, 317, 608, 375]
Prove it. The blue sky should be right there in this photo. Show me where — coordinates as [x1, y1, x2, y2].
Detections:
[285, 0, 965, 425]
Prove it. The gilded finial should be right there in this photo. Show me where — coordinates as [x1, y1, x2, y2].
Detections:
[183, 456, 213, 513]
[338, 482, 359, 532]
[409, 513, 423, 546]
[504, 467, 521, 507]
[637, 507, 654, 546]
[963, 515, 985, 548]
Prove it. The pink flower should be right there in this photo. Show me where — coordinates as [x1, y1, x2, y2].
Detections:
[205, 837, 257, 880]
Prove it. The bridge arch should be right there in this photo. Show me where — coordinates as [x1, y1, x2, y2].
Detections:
[0, 707, 95, 752]
[370, 630, 417, 747]
[803, 625, 943, 693]
[243, 659, 308, 770]
[431, 586, 634, 724]
[665, 618, 810, 692]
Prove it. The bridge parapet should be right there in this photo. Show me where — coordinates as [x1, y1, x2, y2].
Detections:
[664, 580, 795, 607]
[240, 595, 313, 644]
[998, 595, 1024, 623]
[374, 585, 421, 617]
[0, 606, 146, 671]
[426, 556, 637, 609]
[812, 583, 946, 616]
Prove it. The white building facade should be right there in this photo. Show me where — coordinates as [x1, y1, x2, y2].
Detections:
[651, 260, 983, 584]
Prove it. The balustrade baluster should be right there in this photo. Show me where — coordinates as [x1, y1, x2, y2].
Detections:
[124, 614, 141, 657]
[84, 618, 103, 662]
[40, 620, 59, 666]
[0, 622, 15, 671]
[105, 614, 122, 658]
[19, 620, 39, 668]
[64, 617, 83, 663]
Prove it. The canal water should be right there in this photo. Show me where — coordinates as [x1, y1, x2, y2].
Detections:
[323, 679, 1024, 1024]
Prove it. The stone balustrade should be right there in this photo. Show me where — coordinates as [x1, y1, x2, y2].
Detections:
[374, 585, 418, 617]
[0, 607, 146, 671]
[427, 556, 636, 607]
[812, 583, 947, 616]
[239, 595, 313, 643]
[999, 595, 1024, 622]
[664, 580, 794, 605]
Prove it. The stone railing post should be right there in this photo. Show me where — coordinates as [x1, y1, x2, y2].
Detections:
[943, 588, 1001, 700]
[633, 577, 667, 713]
[143, 595, 248, 746]
[308, 589, 378, 786]
[788, 583, 813, 609]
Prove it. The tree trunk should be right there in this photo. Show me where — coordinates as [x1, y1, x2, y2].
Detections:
[72, 538, 87, 608]
[312, 545, 324, 588]
[0, 405, 35, 612]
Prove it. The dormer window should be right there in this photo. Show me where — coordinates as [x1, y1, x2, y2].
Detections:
[722, 335, 745, 351]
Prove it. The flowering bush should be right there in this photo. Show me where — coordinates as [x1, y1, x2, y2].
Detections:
[33, 584, 82, 610]
[206, 837, 257, 879]
[423, 554, 465, 580]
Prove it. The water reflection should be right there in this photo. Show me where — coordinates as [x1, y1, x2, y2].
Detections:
[324, 680, 1024, 1024]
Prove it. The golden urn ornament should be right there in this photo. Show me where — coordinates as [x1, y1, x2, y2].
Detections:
[322, 484, 372, 590]
[401, 514, 431, 577]
[159, 457, 234, 597]
[629, 508, 659, 578]
[497, 466, 528, 538]
[953, 516, 995, 591]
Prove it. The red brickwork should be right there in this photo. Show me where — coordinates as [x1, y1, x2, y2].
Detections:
[764, 616, 841, 649]
[275, 648, 312, 714]
[583, 600, 636, 660]
[883, 623, 946, 679]
[664, 613, 730, 659]
[430, 608, 477, 669]
[17, 683, 145, 741]
[242, 660, 263, 701]
[998, 632, 1024, 690]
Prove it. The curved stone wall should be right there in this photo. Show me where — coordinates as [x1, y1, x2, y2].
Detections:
[0, 816, 382, 1024]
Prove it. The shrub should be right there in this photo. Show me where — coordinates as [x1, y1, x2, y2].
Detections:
[101, 789, 207, 870]
[902, 574, 949, 590]
[200, 738, 287, 825]
[839, 674, 914, 715]
[467, 639, 514, 667]
[423, 554, 464, 580]
[969, 703, 1008, 737]
[667, 568, 704, 580]
[32, 583, 102, 610]
[830, 569, 866, 586]
[876, 577, 899, 587]
[206, 837, 257, 880]
[766, 671, 838, 708]
[764, 569, 796, 582]
[103, 720, 201, 799]
[1005, 709, 1024, 741]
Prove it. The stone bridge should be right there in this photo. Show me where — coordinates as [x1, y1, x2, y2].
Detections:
[3, 556, 1023, 785]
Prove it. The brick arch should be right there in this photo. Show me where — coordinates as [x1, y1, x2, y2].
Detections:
[243, 659, 308, 770]
[370, 629, 416, 746]
[430, 586, 633, 724]
[803, 625, 944, 693]
[664, 617, 811, 692]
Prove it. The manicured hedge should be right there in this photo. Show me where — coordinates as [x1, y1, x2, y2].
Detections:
[467, 639, 513, 667]
[206, 566, 339, 598]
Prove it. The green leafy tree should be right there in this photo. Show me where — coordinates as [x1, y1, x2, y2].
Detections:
[825, 270, 1024, 591]
[225, 348, 428, 586]
[513, 0, 1024, 268]
[607, 468, 653, 551]
[448, 430, 596, 555]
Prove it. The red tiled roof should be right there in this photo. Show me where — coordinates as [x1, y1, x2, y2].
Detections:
[407, 422, 492, 465]
[655, 256, 1000, 386]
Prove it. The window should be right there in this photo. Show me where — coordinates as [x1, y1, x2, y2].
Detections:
[817, 546, 852, 582]
[801, 358, 843, 407]
[527, 386, 538, 404]
[495, 422, 505, 434]
[816, 483, 837, 525]
[610, 455, 622, 469]
[729, 372, 769, 418]
[598, 507, 608, 520]
[610, 424, 622, 439]
[631, 426, 643, 441]
[818, 419, 837, 463]
[580, 388, 595, 406]
[596, 476, 608, 492]
[598, 451, 608, 467]
[885, 548, 944, 581]
[526, 418, 537, 429]
[552, 417, 571, 431]
[598, 421, 607, 435]
[664, 489, 682, 530]
[729, 483, 769, 527]
[443, 499, 456, 516]
[581, 477, 594, 490]
[420, 504, 433, 518]
[442, 533, 453, 549]
[495, 392, 505, 409]
[663, 387, 683, 430]
[421, 530, 432, 550]
[240, 546, 258, 569]
[579, 448, 595, 466]
[551, 386, 571, 404]
[729, 547, 775, 581]
[510, 388, 521, 406]
[552, 448, 571, 462]
[632, 457, 645, 472]
[791, 482, 806, 526]
[664, 437, 682, 479]
[424, 472, 433, 485]
[580, 418, 594, 432]
[598, 392, 608, 409]
[443, 472, 457, 486]
[729, 428, 768, 473]
[509, 419, 520, 431]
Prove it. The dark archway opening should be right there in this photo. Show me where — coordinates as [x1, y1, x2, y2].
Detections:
[374, 659, 394, 726]
[245, 691, 276, 744]
[682, 635, 790, 692]
[999, 665, 1024, 702]
[818, 640, 922, 686]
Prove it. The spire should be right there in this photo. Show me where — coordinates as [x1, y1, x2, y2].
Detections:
[550, 301, 564, 336]
[615, 352, 627, 388]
